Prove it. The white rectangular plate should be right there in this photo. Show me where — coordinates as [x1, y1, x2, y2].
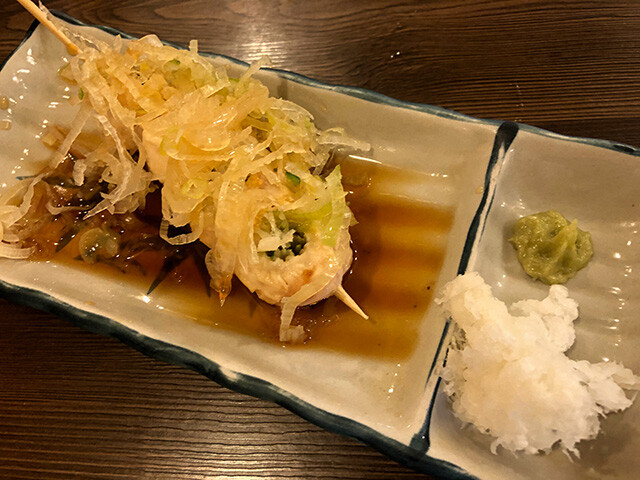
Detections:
[1, 13, 638, 480]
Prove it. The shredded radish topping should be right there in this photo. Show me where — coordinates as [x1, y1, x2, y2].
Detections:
[0, 29, 370, 341]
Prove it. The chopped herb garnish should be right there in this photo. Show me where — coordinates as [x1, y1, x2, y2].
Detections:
[286, 171, 301, 186]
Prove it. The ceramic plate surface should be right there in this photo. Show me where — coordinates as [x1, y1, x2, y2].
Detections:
[0, 13, 638, 480]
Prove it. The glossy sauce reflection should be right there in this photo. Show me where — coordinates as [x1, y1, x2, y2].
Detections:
[55, 159, 454, 360]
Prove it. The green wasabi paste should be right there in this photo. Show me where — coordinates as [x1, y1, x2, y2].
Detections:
[509, 210, 593, 284]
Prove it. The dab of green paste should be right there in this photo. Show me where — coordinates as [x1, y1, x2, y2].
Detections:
[510, 210, 593, 284]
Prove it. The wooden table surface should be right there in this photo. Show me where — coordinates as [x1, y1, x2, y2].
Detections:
[2, 1, 640, 479]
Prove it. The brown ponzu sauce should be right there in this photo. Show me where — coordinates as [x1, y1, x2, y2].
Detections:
[27, 155, 453, 360]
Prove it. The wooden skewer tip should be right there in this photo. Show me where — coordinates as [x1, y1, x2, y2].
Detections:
[16, 0, 79, 55]
[335, 286, 369, 321]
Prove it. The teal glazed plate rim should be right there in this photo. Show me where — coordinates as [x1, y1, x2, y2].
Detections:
[1, 12, 639, 480]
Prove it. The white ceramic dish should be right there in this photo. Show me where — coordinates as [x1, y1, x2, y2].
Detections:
[0, 14, 638, 480]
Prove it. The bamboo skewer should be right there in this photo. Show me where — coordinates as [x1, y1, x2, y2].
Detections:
[336, 286, 369, 320]
[15, 0, 370, 324]
[16, 0, 79, 55]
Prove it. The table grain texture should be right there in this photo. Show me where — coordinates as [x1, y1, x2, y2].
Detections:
[1, 1, 640, 479]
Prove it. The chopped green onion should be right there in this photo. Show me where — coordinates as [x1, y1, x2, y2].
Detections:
[286, 171, 301, 186]
[78, 88, 84, 100]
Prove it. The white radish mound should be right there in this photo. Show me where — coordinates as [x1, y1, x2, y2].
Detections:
[436, 272, 640, 456]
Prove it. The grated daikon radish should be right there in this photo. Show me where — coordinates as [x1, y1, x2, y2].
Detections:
[437, 272, 640, 456]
